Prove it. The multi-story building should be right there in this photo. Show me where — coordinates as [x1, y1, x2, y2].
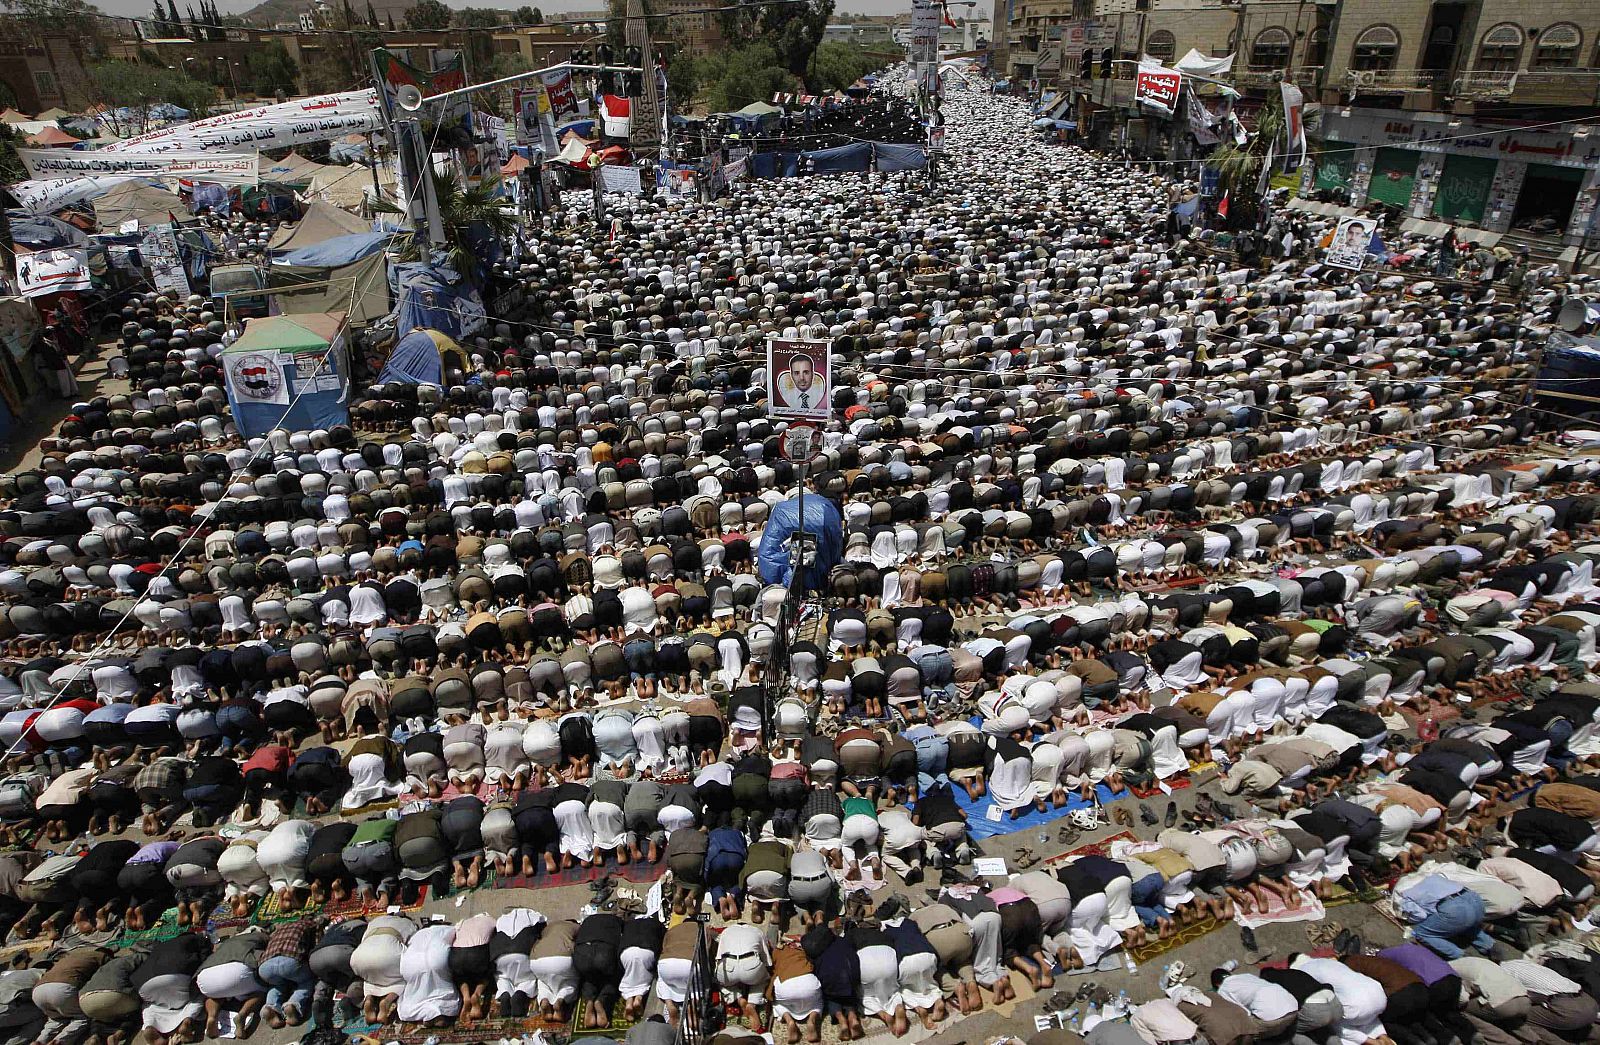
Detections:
[1009, 0, 1599, 253]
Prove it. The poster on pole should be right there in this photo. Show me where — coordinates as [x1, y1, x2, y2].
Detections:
[1280, 81, 1306, 169]
[541, 69, 580, 123]
[513, 85, 558, 154]
[1134, 62, 1183, 116]
[140, 225, 191, 298]
[767, 337, 831, 421]
[15, 248, 90, 298]
[1325, 216, 1377, 271]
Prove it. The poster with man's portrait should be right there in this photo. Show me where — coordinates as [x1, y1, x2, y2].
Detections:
[1325, 216, 1377, 271]
[768, 337, 831, 421]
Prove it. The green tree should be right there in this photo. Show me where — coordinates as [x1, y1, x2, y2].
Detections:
[810, 39, 877, 92]
[245, 41, 298, 97]
[376, 170, 517, 283]
[758, 0, 832, 80]
[453, 7, 502, 70]
[89, 59, 215, 134]
[403, 0, 449, 29]
[664, 47, 697, 109]
[514, 4, 540, 22]
[1208, 88, 1284, 231]
[696, 41, 794, 113]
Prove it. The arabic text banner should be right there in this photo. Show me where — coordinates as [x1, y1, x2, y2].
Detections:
[106, 90, 379, 152]
[18, 149, 259, 185]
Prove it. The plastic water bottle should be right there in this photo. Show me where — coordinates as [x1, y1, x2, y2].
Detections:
[1123, 950, 1138, 974]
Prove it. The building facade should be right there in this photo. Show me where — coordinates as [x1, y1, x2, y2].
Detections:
[1007, 0, 1599, 251]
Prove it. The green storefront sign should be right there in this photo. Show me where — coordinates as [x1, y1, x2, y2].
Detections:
[1315, 150, 1353, 191]
[1433, 153, 1497, 223]
[1367, 147, 1418, 208]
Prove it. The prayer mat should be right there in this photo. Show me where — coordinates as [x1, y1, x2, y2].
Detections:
[118, 907, 196, 945]
[1128, 915, 1224, 964]
[1045, 830, 1137, 865]
[570, 995, 642, 1038]
[250, 891, 326, 926]
[1235, 889, 1325, 930]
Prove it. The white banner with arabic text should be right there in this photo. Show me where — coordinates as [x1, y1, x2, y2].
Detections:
[18, 148, 259, 185]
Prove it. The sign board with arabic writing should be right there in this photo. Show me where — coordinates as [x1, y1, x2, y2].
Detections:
[1135, 62, 1183, 116]
[18, 148, 259, 185]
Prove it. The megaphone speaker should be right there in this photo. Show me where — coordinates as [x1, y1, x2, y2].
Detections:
[397, 84, 424, 112]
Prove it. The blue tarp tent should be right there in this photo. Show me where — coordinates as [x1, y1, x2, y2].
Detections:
[756, 494, 843, 592]
[378, 328, 468, 385]
[222, 312, 350, 440]
[9, 214, 86, 249]
[390, 262, 486, 341]
[802, 143, 872, 175]
[270, 230, 389, 268]
[874, 143, 927, 172]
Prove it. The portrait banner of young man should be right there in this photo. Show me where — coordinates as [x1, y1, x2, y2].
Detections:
[768, 337, 833, 422]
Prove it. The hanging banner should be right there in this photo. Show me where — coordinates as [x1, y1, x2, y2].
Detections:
[513, 85, 558, 154]
[224, 349, 290, 406]
[141, 224, 191, 298]
[1280, 81, 1306, 170]
[15, 248, 90, 298]
[109, 90, 378, 150]
[598, 165, 642, 194]
[601, 95, 632, 139]
[371, 47, 468, 137]
[11, 177, 133, 214]
[659, 167, 696, 198]
[1135, 62, 1183, 116]
[542, 69, 579, 123]
[1186, 89, 1219, 146]
[1324, 216, 1378, 271]
[767, 336, 832, 421]
[18, 148, 259, 185]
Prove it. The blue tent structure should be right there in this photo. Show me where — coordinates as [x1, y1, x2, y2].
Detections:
[756, 494, 843, 592]
[222, 312, 351, 440]
[377, 328, 468, 385]
[874, 143, 927, 172]
[801, 143, 873, 175]
[390, 263, 486, 341]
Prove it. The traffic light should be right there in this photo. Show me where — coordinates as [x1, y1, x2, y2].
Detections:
[623, 46, 643, 95]
[596, 43, 617, 93]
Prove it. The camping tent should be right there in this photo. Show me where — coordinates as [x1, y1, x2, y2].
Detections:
[269, 200, 369, 250]
[25, 127, 79, 148]
[268, 224, 390, 327]
[377, 328, 469, 385]
[390, 262, 485, 341]
[0, 110, 29, 125]
[262, 151, 336, 187]
[222, 312, 350, 439]
[94, 182, 186, 230]
[307, 163, 396, 213]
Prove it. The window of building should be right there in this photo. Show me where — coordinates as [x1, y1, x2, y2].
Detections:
[31, 69, 57, 99]
[1304, 26, 1328, 67]
[1145, 30, 1176, 63]
[1476, 23, 1523, 72]
[1351, 24, 1399, 71]
[1533, 23, 1581, 68]
[1250, 26, 1291, 69]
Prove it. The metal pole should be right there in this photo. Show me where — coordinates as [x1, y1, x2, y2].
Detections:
[403, 117, 432, 266]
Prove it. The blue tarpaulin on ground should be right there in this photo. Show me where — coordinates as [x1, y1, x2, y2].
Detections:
[925, 780, 1138, 841]
[271, 230, 389, 268]
[874, 143, 927, 172]
[803, 142, 872, 174]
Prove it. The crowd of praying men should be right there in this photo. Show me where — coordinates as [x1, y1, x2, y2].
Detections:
[0, 73, 1596, 1045]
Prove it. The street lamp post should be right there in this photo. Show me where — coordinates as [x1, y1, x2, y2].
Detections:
[216, 56, 241, 99]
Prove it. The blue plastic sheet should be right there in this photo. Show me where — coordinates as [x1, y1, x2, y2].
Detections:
[874, 143, 928, 172]
[936, 780, 1136, 841]
[756, 495, 843, 592]
[271, 230, 389, 268]
[378, 330, 445, 385]
[802, 142, 872, 174]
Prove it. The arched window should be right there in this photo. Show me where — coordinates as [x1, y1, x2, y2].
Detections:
[1145, 30, 1176, 63]
[1477, 23, 1523, 72]
[1352, 25, 1399, 71]
[1304, 26, 1329, 67]
[1534, 23, 1581, 68]
[1250, 27, 1292, 69]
